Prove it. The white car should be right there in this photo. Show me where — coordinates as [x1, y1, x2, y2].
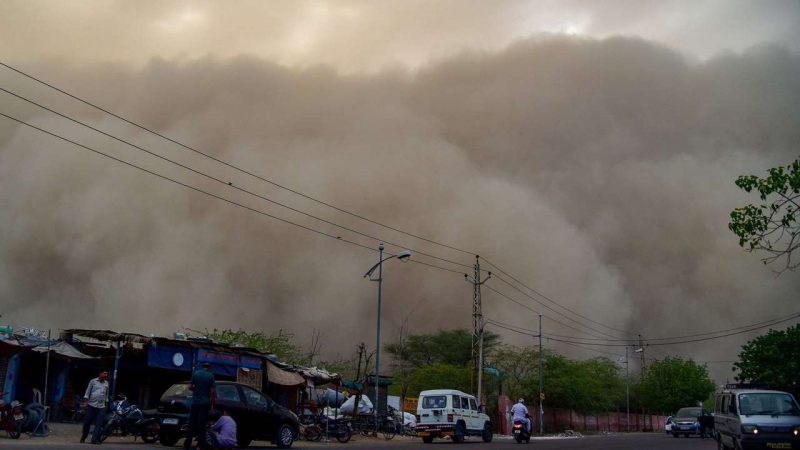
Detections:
[415, 389, 493, 443]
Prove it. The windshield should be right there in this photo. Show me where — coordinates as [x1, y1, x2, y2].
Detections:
[738, 393, 800, 416]
[161, 384, 192, 399]
[676, 407, 702, 418]
[421, 396, 447, 409]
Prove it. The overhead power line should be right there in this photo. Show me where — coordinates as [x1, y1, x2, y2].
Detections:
[545, 313, 799, 347]
[0, 86, 474, 273]
[0, 111, 463, 279]
[481, 255, 635, 338]
[485, 278, 623, 340]
[0, 61, 476, 257]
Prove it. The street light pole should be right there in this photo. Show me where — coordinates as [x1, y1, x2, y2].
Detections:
[364, 244, 411, 437]
[538, 313, 543, 435]
[374, 244, 384, 436]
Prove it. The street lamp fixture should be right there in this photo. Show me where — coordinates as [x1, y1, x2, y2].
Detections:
[364, 243, 411, 436]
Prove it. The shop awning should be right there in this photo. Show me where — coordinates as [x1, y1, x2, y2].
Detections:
[266, 361, 305, 386]
[32, 341, 95, 359]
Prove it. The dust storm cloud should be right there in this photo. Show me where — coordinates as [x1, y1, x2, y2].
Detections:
[1, 36, 798, 376]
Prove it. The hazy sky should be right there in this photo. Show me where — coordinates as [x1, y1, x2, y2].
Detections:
[2, 0, 799, 71]
[1, 1, 799, 382]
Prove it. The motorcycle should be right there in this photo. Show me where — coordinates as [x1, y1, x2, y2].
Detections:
[512, 414, 531, 444]
[100, 394, 159, 443]
[318, 413, 353, 443]
[0, 399, 25, 439]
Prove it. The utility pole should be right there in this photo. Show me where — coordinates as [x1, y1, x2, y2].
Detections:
[625, 346, 630, 433]
[466, 256, 490, 403]
[538, 313, 544, 435]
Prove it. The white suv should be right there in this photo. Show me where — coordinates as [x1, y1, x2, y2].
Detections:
[415, 389, 493, 443]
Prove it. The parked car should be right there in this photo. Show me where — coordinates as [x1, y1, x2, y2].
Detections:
[671, 407, 710, 437]
[155, 381, 299, 448]
[714, 387, 800, 450]
[415, 389, 492, 444]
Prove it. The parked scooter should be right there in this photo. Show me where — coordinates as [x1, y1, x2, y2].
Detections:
[100, 394, 159, 443]
[0, 399, 25, 439]
[512, 414, 531, 444]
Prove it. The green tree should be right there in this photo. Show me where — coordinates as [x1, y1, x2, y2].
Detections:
[729, 157, 800, 272]
[734, 325, 800, 395]
[385, 328, 500, 368]
[489, 345, 540, 402]
[406, 363, 471, 394]
[536, 354, 626, 414]
[637, 357, 715, 414]
[193, 328, 302, 363]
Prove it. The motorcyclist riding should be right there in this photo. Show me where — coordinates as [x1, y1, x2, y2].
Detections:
[511, 398, 531, 433]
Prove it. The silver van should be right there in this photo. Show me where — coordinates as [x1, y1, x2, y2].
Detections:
[714, 387, 800, 450]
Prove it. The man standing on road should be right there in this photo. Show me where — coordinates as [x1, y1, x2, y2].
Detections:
[511, 398, 531, 433]
[80, 369, 109, 444]
[184, 362, 215, 449]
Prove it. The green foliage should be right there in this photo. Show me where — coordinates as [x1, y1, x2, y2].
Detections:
[489, 346, 625, 414]
[385, 328, 499, 368]
[406, 363, 471, 394]
[537, 354, 626, 414]
[637, 357, 716, 414]
[194, 328, 302, 363]
[729, 157, 800, 271]
[489, 345, 540, 402]
[734, 325, 800, 395]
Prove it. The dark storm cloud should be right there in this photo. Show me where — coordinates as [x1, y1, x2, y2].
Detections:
[1, 36, 798, 378]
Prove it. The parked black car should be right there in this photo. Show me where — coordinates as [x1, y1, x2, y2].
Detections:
[155, 381, 299, 448]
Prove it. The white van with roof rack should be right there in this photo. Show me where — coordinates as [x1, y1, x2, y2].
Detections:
[415, 389, 492, 444]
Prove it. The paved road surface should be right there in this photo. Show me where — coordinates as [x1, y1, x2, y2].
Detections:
[1, 433, 718, 449]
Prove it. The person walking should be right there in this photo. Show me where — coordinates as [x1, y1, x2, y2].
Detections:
[80, 369, 109, 444]
[208, 408, 237, 449]
[511, 398, 531, 433]
[184, 362, 215, 449]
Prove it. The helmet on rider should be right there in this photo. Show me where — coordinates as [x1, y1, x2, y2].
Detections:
[517, 398, 524, 404]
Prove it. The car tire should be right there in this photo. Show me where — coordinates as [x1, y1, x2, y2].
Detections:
[422, 436, 434, 443]
[159, 432, 179, 447]
[275, 423, 295, 449]
[482, 423, 493, 443]
[672, 432, 679, 438]
[452, 422, 465, 443]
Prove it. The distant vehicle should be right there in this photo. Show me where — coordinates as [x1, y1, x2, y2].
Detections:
[671, 407, 709, 438]
[714, 387, 800, 450]
[415, 389, 492, 443]
[155, 381, 299, 448]
[665, 416, 673, 434]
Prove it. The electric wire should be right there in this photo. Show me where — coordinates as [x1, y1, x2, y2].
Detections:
[0, 112, 469, 281]
[0, 86, 473, 272]
[483, 284, 621, 341]
[487, 276, 623, 340]
[482, 255, 635, 337]
[544, 314, 799, 347]
[0, 61, 477, 257]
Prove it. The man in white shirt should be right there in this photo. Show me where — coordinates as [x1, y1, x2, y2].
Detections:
[80, 369, 109, 444]
[510, 398, 530, 433]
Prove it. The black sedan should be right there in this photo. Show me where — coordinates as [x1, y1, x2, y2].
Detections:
[155, 381, 299, 448]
